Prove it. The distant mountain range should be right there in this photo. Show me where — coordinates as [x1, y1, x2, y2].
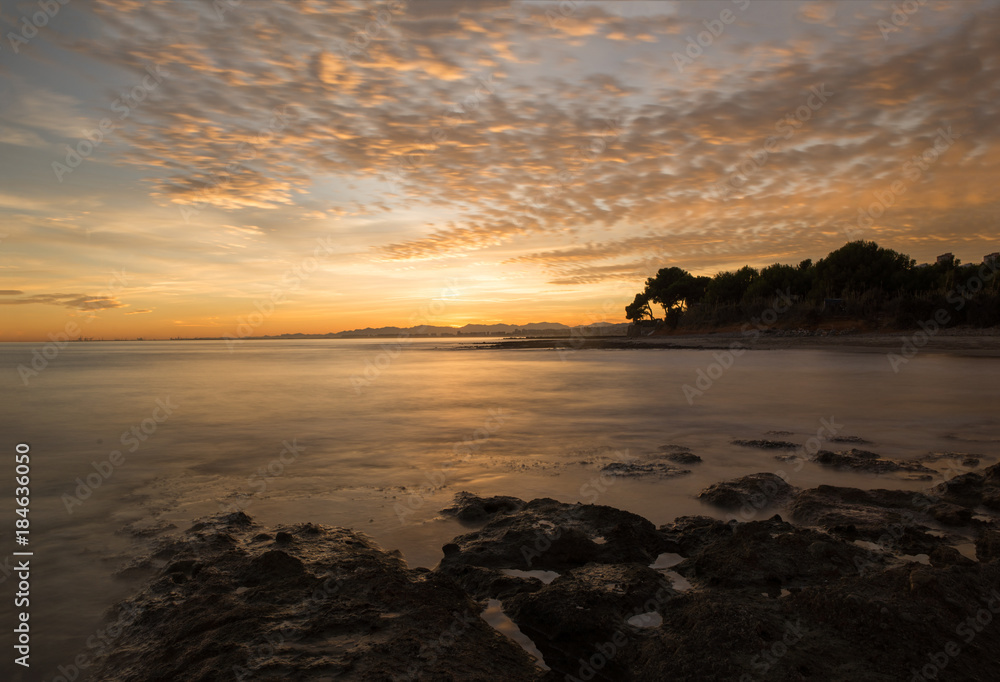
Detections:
[253, 321, 629, 339]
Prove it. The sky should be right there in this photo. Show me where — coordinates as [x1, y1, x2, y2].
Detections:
[0, 0, 998, 340]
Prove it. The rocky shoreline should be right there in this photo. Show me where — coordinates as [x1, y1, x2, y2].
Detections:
[89, 466, 1000, 681]
[473, 329, 1000, 357]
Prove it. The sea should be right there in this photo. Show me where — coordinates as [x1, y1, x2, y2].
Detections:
[2, 337, 998, 680]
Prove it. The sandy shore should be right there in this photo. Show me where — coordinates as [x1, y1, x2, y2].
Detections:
[476, 328, 1000, 357]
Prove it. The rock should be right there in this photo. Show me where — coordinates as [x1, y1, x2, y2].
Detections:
[441, 492, 525, 523]
[503, 564, 674, 679]
[928, 545, 976, 568]
[731, 439, 799, 449]
[676, 517, 880, 588]
[790, 485, 943, 554]
[658, 515, 733, 556]
[812, 449, 936, 475]
[90, 514, 543, 682]
[635, 560, 1000, 681]
[919, 452, 985, 469]
[984, 489, 1000, 511]
[936, 472, 985, 506]
[438, 498, 668, 575]
[697, 473, 795, 511]
[975, 530, 1000, 562]
[663, 452, 702, 465]
[601, 461, 692, 477]
[829, 435, 872, 445]
[927, 502, 974, 526]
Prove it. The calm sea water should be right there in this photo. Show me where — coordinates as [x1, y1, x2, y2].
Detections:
[2, 338, 998, 680]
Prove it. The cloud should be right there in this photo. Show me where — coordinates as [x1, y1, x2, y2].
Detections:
[0, 293, 127, 310]
[124, 308, 153, 315]
[44, 0, 1000, 276]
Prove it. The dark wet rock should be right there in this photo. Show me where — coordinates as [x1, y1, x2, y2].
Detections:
[731, 439, 799, 449]
[927, 502, 974, 526]
[790, 485, 943, 554]
[504, 564, 674, 679]
[658, 515, 733, 556]
[928, 545, 976, 568]
[919, 451, 985, 469]
[90, 514, 543, 682]
[440, 491, 525, 523]
[635, 563, 1000, 681]
[438, 498, 669, 574]
[662, 451, 702, 465]
[976, 530, 1000, 561]
[984, 489, 1000, 511]
[676, 517, 882, 588]
[936, 472, 986, 506]
[91, 466, 1000, 682]
[829, 435, 872, 444]
[658, 444, 694, 453]
[812, 448, 936, 475]
[601, 461, 692, 477]
[698, 473, 795, 510]
[437, 564, 546, 601]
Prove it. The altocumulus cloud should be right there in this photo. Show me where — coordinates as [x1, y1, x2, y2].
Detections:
[34, 0, 1000, 275]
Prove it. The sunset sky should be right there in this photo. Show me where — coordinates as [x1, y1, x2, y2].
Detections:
[1, 0, 998, 340]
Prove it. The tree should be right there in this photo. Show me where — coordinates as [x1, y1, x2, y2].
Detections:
[666, 274, 710, 310]
[815, 241, 913, 297]
[644, 267, 690, 317]
[704, 266, 759, 306]
[625, 293, 654, 322]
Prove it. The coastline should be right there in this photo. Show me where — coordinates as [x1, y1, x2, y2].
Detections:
[87, 461, 1000, 681]
[473, 329, 1000, 357]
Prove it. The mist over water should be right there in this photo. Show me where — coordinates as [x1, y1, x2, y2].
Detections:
[2, 338, 998, 679]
